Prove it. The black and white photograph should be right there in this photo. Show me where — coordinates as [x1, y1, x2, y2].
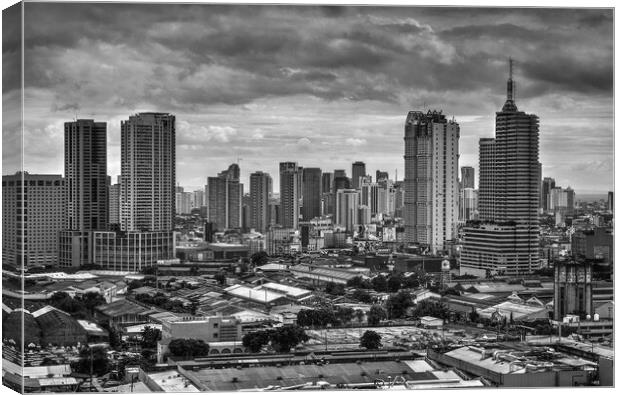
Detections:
[1, 0, 615, 392]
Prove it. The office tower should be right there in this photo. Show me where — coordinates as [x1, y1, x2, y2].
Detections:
[322, 192, 336, 217]
[537, 162, 542, 210]
[242, 194, 251, 231]
[477, 138, 496, 220]
[541, 177, 556, 212]
[269, 197, 281, 226]
[358, 205, 372, 226]
[322, 172, 334, 194]
[64, 119, 108, 230]
[352, 161, 366, 190]
[120, 113, 175, 232]
[461, 166, 475, 189]
[3, 173, 65, 268]
[193, 189, 205, 208]
[334, 169, 346, 179]
[404, 110, 460, 254]
[608, 191, 613, 212]
[280, 162, 300, 229]
[336, 189, 359, 232]
[301, 167, 322, 221]
[376, 170, 389, 182]
[208, 165, 243, 230]
[334, 175, 350, 191]
[393, 181, 406, 218]
[175, 191, 193, 214]
[250, 171, 272, 233]
[460, 188, 478, 221]
[460, 60, 540, 275]
[108, 177, 121, 226]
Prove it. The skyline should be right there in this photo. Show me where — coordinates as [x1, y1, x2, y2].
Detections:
[2, 4, 613, 193]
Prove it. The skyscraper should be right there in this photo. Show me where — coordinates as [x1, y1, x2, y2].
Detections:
[460, 60, 540, 276]
[59, 119, 108, 267]
[404, 110, 460, 254]
[376, 170, 389, 182]
[120, 113, 175, 232]
[279, 162, 300, 229]
[352, 161, 366, 190]
[64, 119, 108, 231]
[541, 177, 556, 212]
[336, 189, 359, 232]
[250, 171, 272, 233]
[321, 172, 334, 194]
[208, 165, 243, 230]
[301, 167, 322, 220]
[461, 166, 475, 189]
[108, 178, 121, 226]
[477, 138, 497, 220]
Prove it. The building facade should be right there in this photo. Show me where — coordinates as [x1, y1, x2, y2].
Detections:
[461, 166, 475, 189]
[2, 173, 65, 268]
[301, 167, 322, 221]
[404, 110, 460, 253]
[279, 162, 300, 229]
[351, 161, 366, 190]
[91, 231, 175, 272]
[335, 189, 359, 232]
[249, 171, 272, 233]
[120, 113, 175, 232]
[460, 61, 540, 275]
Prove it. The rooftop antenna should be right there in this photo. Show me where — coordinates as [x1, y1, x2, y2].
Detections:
[507, 57, 515, 103]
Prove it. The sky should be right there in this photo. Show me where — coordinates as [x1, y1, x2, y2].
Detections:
[2, 3, 614, 194]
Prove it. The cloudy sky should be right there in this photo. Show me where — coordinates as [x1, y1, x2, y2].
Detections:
[2, 3, 613, 194]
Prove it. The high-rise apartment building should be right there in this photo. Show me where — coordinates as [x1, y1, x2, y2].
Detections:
[279, 162, 300, 229]
[208, 164, 243, 231]
[64, 120, 108, 231]
[301, 167, 322, 221]
[120, 113, 175, 232]
[108, 176, 121, 226]
[321, 172, 334, 194]
[59, 119, 108, 267]
[459, 188, 478, 221]
[335, 189, 359, 232]
[541, 177, 556, 212]
[250, 171, 272, 233]
[376, 170, 389, 182]
[461, 166, 475, 189]
[404, 110, 460, 254]
[351, 161, 366, 190]
[460, 60, 540, 275]
[3, 173, 65, 268]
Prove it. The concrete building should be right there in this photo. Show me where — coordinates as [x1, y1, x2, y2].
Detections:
[2, 173, 65, 268]
[301, 167, 322, 221]
[336, 189, 359, 232]
[541, 177, 556, 212]
[321, 172, 334, 194]
[376, 170, 389, 182]
[460, 188, 478, 221]
[249, 171, 272, 233]
[266, 227, 299, 255]
[607, 191, 613, 212]
[460, 61, 540, 275]
[208, 165, 243, 230]
[404, 110, 460, 253]
[351, 161, 366, 190]
[91, 231, 175, 272]
[553, 259, 593, 320]
[461, 166, 475, 189]
[279, 162, 300, 229]
[108, 178, 121, 226]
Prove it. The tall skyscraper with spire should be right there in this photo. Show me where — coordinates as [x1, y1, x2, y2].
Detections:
[404, 110, 460, 254]
[460, 59, 541, 276]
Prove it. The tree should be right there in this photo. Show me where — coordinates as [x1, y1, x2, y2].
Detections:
[79, 292, 107, 315]
[387, 275, 402, 293]
[367, 305, 387, 326]
[352, 289, 373, 304]
[251, 251, 269, 267]
[334, 306, 354, 325]
[168, 339, 210, 359]
[385, 291, 414, 319]
[242, 330, 272, 353]
[141, 326, 162, 349]
[468, 307, 480, 323]
[360, 330, 382, 350]
[325, 282, 345, 296]
[412, 300, 449, 320]
[72, 346, 110, 376]
[128, 280, 144, 291]
[347, 276, 372, 289]
[355, 309, 365, 326]
[371, 275, 388, 292]
[270, 325, 308, 352]
[141, 266, 157, 275]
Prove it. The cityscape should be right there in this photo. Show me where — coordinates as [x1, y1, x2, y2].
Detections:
[1, 2, 615, 393]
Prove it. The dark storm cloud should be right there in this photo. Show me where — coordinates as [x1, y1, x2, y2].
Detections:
[4, 3, 613, 192]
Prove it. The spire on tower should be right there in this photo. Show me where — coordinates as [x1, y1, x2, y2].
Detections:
[502, 57, 518, 112]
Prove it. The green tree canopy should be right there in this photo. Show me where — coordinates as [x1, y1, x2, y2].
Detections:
[360, 330, 382, 350]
